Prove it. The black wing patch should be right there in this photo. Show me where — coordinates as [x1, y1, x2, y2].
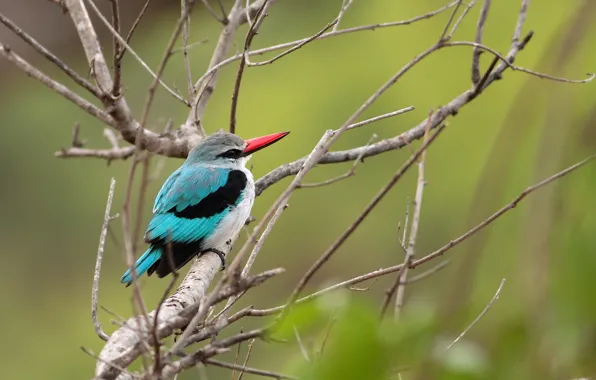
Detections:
[172, 170, 248, 219]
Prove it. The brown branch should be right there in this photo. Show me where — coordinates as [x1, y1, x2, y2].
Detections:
[138, 0, 197, 129]
[237, 338, 256, 380]
[0, 12, 100, 98]
[205, 359, 297, 379]
[118, 0, 153, 60]
[472, 0, 491, 84]
[345, 106, 415, 131]
[55, 146, 135, 160]
[109, 0, 122, 97]
[230, 0, 271, 134]
[181, 0, 194, 100]
[333, 0, 353, 32]
[84, 0, 188, 106]
[445, 0, 478, 40]
[244, 154, 596, 321]
[412, 152, 596, 268]
[189, 0, 274, 131]
[279, 124, 446, 323]
[298, 133, 377, 188]
[382, 111, 432, 319]
[92, 178, 117, 342]
[246, 18, 338, 67]
[0, 43, 113, 125]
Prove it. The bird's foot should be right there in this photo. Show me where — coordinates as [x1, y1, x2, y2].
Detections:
[206, 248, 226, 271]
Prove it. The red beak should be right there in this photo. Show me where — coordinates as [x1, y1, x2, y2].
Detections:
[243, 131, 290, 156]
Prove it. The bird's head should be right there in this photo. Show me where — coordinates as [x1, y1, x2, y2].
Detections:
[187, 131, 290, 167]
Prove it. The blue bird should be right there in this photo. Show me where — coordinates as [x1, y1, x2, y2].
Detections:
[121, 131, 289, 285]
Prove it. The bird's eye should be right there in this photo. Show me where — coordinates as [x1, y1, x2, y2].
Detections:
[218, 149, 243, 159]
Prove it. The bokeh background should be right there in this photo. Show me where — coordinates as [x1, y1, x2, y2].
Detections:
[1, 0, 595, 379]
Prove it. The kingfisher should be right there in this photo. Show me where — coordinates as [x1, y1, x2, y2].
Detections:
[121, 131, 289, 285]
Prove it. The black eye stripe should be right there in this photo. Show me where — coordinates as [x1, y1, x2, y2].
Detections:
[218, 149, 243, 159]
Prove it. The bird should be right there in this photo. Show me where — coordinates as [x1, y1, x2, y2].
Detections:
[120, 131, 289, 285]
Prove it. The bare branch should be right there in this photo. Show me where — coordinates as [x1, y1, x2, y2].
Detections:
[119, 0, 153, 59]
[138, 0, 198, 129]
[237, 338, 256, 380]
[412, 152, 596, 268]
[299, 134, 377, 188]
[205, 359, 297, 379]
[0, 12, 100, 97]
[439, 0, 463, 41]
[472, 0, 491, 84]
[189, 1, 459, 110]
[246, 18, 338, 67]
[84, 0, 188, 106]
[230, 0, 271, 134]
[333, 0, 353, 32]
[92, 178, 117, 342]
[201, 0, 227, 24]
[405, 260, 450, 284]
[345, 106, 414, 131]
[181, 0, 194, 100]
[109, 0, 122, 97]
[445, 278, 506, 350]
[280, 125, 446, 323]
[55, 146, 135, 160]
[383, 112, 431, 319]
[446, 0, 479, 40]
[0, 43, 113, 125]
[294, 325, 310, 362]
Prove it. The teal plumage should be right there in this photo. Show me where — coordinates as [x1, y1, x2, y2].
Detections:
[120, 165, 244, 285]
[119, 130, 289, 286]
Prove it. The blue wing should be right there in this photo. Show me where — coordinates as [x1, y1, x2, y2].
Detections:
[121, 166, 248, 284]
[147, 165, 234, 244]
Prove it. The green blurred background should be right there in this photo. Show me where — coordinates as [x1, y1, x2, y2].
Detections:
[1, 0, 595, 379]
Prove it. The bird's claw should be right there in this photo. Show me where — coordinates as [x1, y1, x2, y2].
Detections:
[207, 248, 227, 271]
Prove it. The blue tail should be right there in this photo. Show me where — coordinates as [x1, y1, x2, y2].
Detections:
[120, 247, 161, 285]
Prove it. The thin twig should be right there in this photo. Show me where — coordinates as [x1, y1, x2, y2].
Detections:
[109, 0, 122, 97]
[333, 0, 353, 32]
[237, 338, 256, 380]
[399, 196, 411, 251]
[299, 134, 377, 188]
[413, 152, 596, 268]
[205, 359, 297, 379]
[472, 0, 492, 84]
[0, 12, 100, 98]
[85, 0, 188, 105]
[0, 43, 113, 125]
[230, 0, 270, 133]
[446, 0, 478, 40]
[445, 278, 506, 350]
[445, 41, 595, 84]
[345, 106, 415, 131]
[191, 0, 459, 88]
[139, 0, 198, 130]
[383, 111, 432, 319]
[439, 0, 463, 41]
[294, 325, 310, 362]
[181, 0, 194, 100]
[92, 178, 117, 342]
[201, 0, 227, 24]
[279, 124, 447, 323]
[119, 0, 154, 60]
[246, 154, 596, 320]
[405, 260, 450, 284]
[246, 18, 338, 67]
